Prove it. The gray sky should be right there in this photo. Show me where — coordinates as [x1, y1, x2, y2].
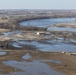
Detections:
[0, 0, 76, 9]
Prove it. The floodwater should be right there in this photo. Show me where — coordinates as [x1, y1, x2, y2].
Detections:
[22, 53, 31, 60]
[48, 27, 76, 32]
[17, 18, 76, 52]
[12, 38, 76, 52]
[0, 51, 64, 75]
[0, 18, 76, 75]
[2, 31, 22, 36]
[70, 39, 76, 43]
[1, 18, 76, 52]
[2, 60, 63, 75]
[20, 18, 76, 32]
[22, 53, 61, 64]
[20, 18, 76, 27]
[0, 52, 6, 55]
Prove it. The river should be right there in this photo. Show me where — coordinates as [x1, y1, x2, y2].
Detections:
[20, 18, 76, 27]
[1, 18, 76, 75]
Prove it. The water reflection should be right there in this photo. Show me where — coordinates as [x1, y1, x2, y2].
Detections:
[0, 50, 64, 75]
[12, 39, 76, 52]
[48, 27, 76, 32]
[0, 52, 6, 55]
[22, 53, 31, 60]
[2, 31, 22, 36]
[35, 60, 61, 64]
[20, 18, 76, 27]
[2, 60, 63, 75]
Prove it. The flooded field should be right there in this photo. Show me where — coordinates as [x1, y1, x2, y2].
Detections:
[3, 60, 63, 75]
[0, 17, 76, 75]
[11, 38, 76, 52]
[0, 50, 76, 75]
[0, 50, 66, 75]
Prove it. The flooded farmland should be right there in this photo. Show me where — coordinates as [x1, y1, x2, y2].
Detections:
[0, 50, 65, 75]
[12, 39, 76, 52]
[0, 12, 76, 75]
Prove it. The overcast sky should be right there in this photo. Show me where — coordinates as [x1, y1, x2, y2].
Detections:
[0, 0, 76, 9]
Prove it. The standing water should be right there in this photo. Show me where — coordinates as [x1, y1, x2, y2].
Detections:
[3, 60, 64, 75]
[12, 39, 76, 52]
[20, 18, 76, 27]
